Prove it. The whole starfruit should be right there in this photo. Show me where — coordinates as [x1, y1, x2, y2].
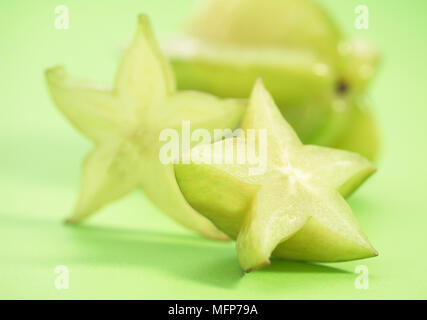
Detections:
[165, 0, 381, 160]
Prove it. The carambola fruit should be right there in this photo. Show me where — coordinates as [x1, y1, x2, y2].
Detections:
[175, 80, 377, 272]
[45, 15, 245, 240]
[165, 0, 381, 160]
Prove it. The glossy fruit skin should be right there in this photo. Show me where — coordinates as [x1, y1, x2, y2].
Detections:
[187, 0, 342, 65]
[169, 39, 335, 143]
[167, 0, 381, 160]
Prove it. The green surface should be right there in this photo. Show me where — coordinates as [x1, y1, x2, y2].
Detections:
[1, 0, 427, 299]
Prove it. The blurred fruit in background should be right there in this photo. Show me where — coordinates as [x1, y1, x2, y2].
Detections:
[165, 0, 381, 160]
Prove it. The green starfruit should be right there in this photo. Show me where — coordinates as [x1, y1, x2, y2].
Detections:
[175, 80, 377, 271]
[45, 15, 245, 240]
[165, 0, 381, 160]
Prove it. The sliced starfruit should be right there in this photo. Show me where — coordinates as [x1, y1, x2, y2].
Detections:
[46, 15, 245, 240]
[175, 80, 377, 271]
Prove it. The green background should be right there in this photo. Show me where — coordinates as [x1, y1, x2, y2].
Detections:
[1, 0, 426, 299]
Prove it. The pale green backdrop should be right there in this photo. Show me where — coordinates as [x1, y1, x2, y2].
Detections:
[1, 0, 426, 299]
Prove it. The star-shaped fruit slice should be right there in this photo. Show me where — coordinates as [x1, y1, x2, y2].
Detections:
[175, 80, 377, 271]
[45, 15, 245, 240]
